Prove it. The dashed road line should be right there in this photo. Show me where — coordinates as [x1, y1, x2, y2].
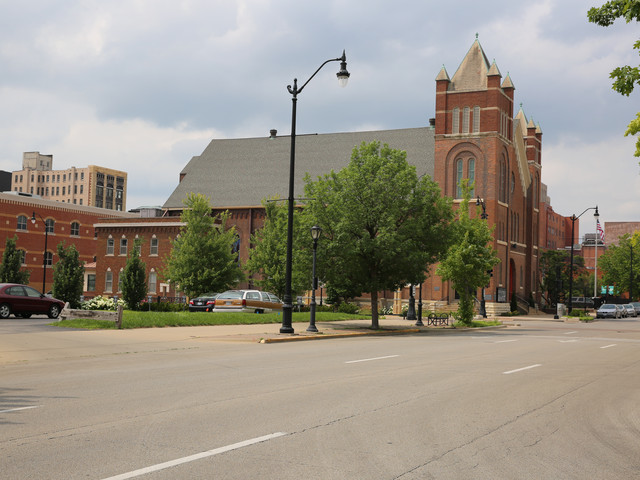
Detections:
[345, 355, 400, 364]
[0, 406, 40, 414]
[600, 344, 617, 349]
[503, 364, 542, 375]
[101, 432, 287, 480]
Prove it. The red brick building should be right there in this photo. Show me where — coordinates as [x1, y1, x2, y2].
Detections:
[95, 38, 574, 312]
[0, 192, 135, 294]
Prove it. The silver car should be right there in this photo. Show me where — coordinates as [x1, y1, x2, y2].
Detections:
[623, 304, 637, 318]
[596, 304, 620, 319]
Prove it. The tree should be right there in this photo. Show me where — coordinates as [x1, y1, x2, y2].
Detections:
[588, 1, 640, 157]
[245, 199, 311, 299]
[163, 193, 244, 298]
[121, 238, 147, 310]
[304, 141, 454, 329]
[52, 242, 84, 308]
[436, 183, 499, 325]
[598, 232, 640, 299]
[0, 236, 30, 285]
[539, 249, 587, 307]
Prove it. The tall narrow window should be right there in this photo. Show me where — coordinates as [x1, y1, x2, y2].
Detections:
[45, 251, 53, 266]
[105, 271, 113, 293]
[150, 237, 159, 255]
[148, 271, 157, 293]
[452, 107, 460, 134]
[17, 215, 27, 231]
[456, 159, 463, 198]
[106, 237, 114, 255]
[468, 158, 475, 197]
[462, 107, 470, 133]
[45, 219, 55, 234]
[120, 237, 128, 256]
[473, 106, 480, 133]
[71, 222, 80, 236]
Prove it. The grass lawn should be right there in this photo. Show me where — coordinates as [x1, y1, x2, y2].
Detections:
[54, 310, 372, 330]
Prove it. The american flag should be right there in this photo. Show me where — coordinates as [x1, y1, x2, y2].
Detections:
[597, 219, 605, 244]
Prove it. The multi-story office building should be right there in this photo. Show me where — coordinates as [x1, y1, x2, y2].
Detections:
[11, 152, 128, 211]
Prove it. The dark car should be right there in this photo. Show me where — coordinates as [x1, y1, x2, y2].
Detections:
[0, 283, 65, 319]
[189, 293, 220, 312]
[596, 303, 621, 319]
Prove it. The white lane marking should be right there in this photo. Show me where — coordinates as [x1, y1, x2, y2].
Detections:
[564, 331, 578, 335]
[600, 344, 617, 349]
[559, 339, 578, 343]
[101, 432, 287, 480]
[0, 406, 40, 414]
[503, 364, 542, 375]
[495, 339, 517, 344]
[345, 355, 400, 364]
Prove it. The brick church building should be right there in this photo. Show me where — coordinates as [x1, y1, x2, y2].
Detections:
[94, 38, 568, 312]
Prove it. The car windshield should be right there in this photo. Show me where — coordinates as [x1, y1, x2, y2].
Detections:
[600, 305, 615, 310]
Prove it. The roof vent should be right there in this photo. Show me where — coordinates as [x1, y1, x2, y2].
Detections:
[429, 118, 436, 128]
[269, 129, 277, 138]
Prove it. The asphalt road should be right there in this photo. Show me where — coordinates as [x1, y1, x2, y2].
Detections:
[2, 319, 640, 479]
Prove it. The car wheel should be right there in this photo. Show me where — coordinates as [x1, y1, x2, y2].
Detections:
[0, 304, 11, 319]
[48, 304, 61, 319]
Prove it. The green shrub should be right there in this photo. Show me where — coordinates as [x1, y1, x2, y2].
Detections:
[338, 302, 360, 314]
[146, 302, 187, 312]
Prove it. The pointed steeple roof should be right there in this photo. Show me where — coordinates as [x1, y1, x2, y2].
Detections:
[487, 60, 501, 77]
[449, 34, 491, 91]
[501, 73, 514, 89]
[435, 65, 450, 82]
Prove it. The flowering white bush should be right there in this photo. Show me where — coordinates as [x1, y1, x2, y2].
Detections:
[81, 295, 127, 311]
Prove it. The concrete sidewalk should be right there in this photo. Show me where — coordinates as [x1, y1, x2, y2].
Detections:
[0, 313, 560, 366]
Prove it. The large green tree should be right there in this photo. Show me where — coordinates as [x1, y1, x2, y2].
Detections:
[598, 232, 640, 299]
[0, 236, 30, 285]
[436, 183, 499, 325]
[539, 249, 587, 307]
[588, 1, 640, 157]
[245, 199, 311, 299]
[121, 238, 148, 310]
[304, 141, 454, 328]
[163, 193, 244, 298]
[52, 242, 84, 308]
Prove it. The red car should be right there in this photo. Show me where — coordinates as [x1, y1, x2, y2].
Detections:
[0, 283, 65, 319]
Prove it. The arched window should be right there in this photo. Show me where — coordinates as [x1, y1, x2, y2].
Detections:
[106, 236, 114, 255]
[148, 270, 157, 293]
[17, 215, 27, 231]
[462, 107, 470, 133]
[468, 158, 475, 197]
[105, 270, 113, 293]
[473, 106, 480, 133]
[499, 157, 507, 203]
[452, 107, 460, 134]
[71, 221, 80, 236]
[150, 236, 159, 256]
[456, 159, 463, 198]
[120, 237, 128, 256]
[45, 219, 55, 234]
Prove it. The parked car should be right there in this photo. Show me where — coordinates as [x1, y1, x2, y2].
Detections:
[0, 283, 65, 319]
[630, 302, 640, 315]
[596, 304, 621, 319]
[616, 304, 626, 318]
[188, 293, 220, 312]
[623, 304, 637, 318]
[213, 290, 283, 314]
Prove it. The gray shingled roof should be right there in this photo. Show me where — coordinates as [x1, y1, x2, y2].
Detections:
[163, 127, 435, 209]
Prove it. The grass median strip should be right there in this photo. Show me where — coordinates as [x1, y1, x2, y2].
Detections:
[54, 311, 371, 329]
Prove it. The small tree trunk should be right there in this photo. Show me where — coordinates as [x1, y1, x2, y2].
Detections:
[370, 290, 379, 329]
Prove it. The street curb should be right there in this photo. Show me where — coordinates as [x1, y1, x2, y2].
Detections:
[260, 325, 507, 343]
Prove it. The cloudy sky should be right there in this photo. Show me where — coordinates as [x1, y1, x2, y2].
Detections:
[1, 0, 638, 234]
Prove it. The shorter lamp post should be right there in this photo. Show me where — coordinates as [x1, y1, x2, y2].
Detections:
[476, 197, 488, 318]
[568, 206, 599, 314]
[307, 225, 322, 333]
[406, 285, 417, 320]
[31, 212, 49, 294]
[415, 283, 424, 326]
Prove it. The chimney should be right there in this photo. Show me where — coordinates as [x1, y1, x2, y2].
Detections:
[269, 129, 277, 138]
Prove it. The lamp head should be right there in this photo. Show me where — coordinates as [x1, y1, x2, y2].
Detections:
[336, 50, 350, 88]
[310, 225, 322, 241]
[31, 212, 36, 224]
[476, 197, 481, 207]
[594, 206, 599, 218]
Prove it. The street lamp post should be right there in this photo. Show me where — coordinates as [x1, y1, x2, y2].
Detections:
[476, 197, 488, 318]
[31, 212, 49, 294]
[415, 283, 424, 326]
[406, 285, 417, 320]
[280, 51, 350, 334]
[630, 243, 634, 302]
[308, 225, 322, 333]
[568, 206, 599, 314]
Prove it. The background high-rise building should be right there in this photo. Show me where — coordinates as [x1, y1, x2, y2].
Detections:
[11, 152, 128, 211]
